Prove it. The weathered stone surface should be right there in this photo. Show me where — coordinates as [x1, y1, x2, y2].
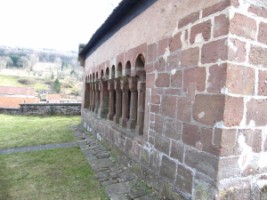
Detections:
[181, 47, 199, 68]
[163, 119, 182, 140]
[249, 45, 267, 67]
[247, 99, 267, 126]
[258, 70, 267, 96]
[193, 94, 225, 126]
[170, 32, 182, 52]
[160, 155, 177, 182]
[176, 164, 193, 195]
[207, 63, 227, 93]
[202, 0, 230, 17]
[214, 14, 229, 37]
[155, 73, 170, 87]
[258, 22, 267, 45]
[170, 141, 184, 162]
[155, 134, 170, 155]
[171, 70, 182, 88]
[178, 11, 200, 28]
[177, 97, 192, 122]
[182, 123, 200, 147]
[224, 96, 244, 127]
[183, 67, 206, 92]
[201, 38, 228, 64]
[162, 95, 177, 118]
[226, 64, 255, 95]
[230, 13, 257, 40]
[190, 20, 211, 44]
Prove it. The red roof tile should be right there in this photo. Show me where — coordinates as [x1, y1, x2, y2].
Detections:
[0, 96, 39, 109]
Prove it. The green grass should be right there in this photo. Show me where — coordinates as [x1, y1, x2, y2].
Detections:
[0, 75, 49, 90]
[0, 147, 108, 200]
[0, 115, 80, 149]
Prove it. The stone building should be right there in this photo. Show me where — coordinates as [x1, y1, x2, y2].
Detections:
[78, 0, 267, 199]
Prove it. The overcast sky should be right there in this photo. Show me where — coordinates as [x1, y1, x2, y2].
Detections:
[0, 0, 121, 52]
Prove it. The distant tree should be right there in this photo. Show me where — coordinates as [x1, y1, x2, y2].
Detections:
[53, 78, 61, 93]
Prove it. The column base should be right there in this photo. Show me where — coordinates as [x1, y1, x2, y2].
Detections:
[127, 119, 136, 129]
[113, 115, 121, 124]
[107, 113, 114, 121]
[120, 118, 128, 128]
[136, 125, 144, 135]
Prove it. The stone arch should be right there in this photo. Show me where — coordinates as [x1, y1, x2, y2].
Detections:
[106, 67, 110, 80]
[125, 61, 131, 76]
[101, 70, 104, 79]
[111, 65, 115, 79]
[135, 54, 146, 81]
[116, 62, 122, 78]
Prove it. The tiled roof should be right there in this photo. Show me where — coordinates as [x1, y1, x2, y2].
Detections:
[0, 96, 40, 109]
[46, 94, 61, 101]
[0, 86, 35, 96]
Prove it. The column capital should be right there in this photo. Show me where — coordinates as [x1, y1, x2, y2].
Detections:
[120, 77, 129, 90]
[107, 80, 114, 90]
[128, 76, 138, 91]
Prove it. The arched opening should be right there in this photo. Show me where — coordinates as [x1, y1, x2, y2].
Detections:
[117, 62, 122, 78]
[135, 54, 146, 135]
[106, 67, 110, 80]
[111, 65, 115, 79]
[125, 61, 131, 76]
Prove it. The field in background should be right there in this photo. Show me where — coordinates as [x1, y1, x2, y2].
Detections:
[0, 115, 80, 149]
[0, 114, 108, 200]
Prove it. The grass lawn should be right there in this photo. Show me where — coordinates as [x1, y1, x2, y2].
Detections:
[0, 147, 108, 200]
[0, 74, 49, 90]
[0, 115, 80, 149]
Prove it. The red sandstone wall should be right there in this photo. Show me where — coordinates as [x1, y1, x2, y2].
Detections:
[82, 0, 267, 199]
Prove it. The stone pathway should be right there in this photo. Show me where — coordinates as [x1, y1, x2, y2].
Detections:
[0, 141, 80, 155]
[73, 126, 161, 200]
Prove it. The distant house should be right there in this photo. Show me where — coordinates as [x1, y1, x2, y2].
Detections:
[0, 86, 35, 98]
[0, 86, 39, 108]
[0, 96, 39, 108]
[46, 94, 61, 103]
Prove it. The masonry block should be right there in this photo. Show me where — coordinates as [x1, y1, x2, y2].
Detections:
[170, 141, 184, 162]
[183, 67, 206, 92]
[249, 45, 267, 67]
[178, 11, 200, 28]
[258, 70, 267, 95]
[157, 38, 169, 57]
[185, 148, 218, 180]
[214, 14, 229, 37]
[248, 4, 267, 18]
[193, 94, 225, 126]
[177, 97, 192, 122]
[167, 53, 180, 71]
[171, 70, 182, 88]
[247, 99, 267, 126]
[226, 64, 255, 95]
[230, 13, 257, 40]
[182, 123, 200, 147]
[258, 22, 267, 45]
[160, 155, 177, 182]
[190, 20, 211, 44]
[147, 43, 157, 63]
[162, 95, 177, 118]
[155, 134, 170, 155]
[146, 73, 155, 88]
[207, 63, 227, 93]
[201, 38, 228, 64]
[224, 96, 244, 127]
[181, 47, 199, 68]
[154, 114, 163, 133]
[155, 57, 166, 72]
[176, 164, 193, 195]
[163, 119, 182, 140]
[202, 0, 230, 18]
[155, 73, 170, 87]
[228, 38, 246, 63]
[170, 32, 182, 52]
[238, 129, 263, 153]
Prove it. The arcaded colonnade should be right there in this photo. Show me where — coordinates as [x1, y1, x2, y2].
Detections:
[83, 54, 146, 135]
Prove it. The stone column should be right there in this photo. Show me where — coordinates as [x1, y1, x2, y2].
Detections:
[127, 77, 138, 129]
[136, 81, 146, 135]
[107, 80, 115, 120]
[94, 82, 99, 114]
[119, 77, 129, 128]
[89, 83, 93, 111]
[113, 78, 122, 123]
[91, 83, 95, 111]
[84, 83, 90, 108]
[98, 80, 109, 118]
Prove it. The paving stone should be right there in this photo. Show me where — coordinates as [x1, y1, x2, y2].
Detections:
[72, 126, 162, 200]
